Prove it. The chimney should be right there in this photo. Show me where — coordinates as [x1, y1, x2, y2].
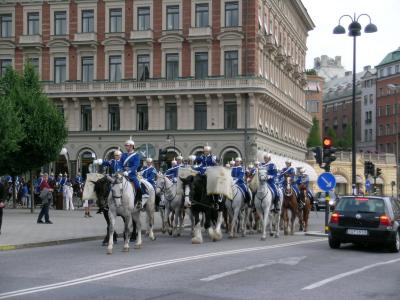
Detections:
[334, 56, 342, 67]
[363, 65, 371, 71]
[321, 55, 328, 66]
[345, 71, 352, 76]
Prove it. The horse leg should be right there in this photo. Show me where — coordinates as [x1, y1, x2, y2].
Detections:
[230, 205, 240, 239]
[304, 204, 310, 232]
[191, 210, 203, 244]
[146, 204, 156, 241]
[133, 212, 142, 249]
[173, 206, 180, 237]
[214, 210, 224, 241]
[107, 210, 116, 255]
[290, 209, 296, 235]
[102, 210, 111, 246]
[123, 215, 131, 252]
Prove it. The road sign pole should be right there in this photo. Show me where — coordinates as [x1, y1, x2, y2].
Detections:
[325, 192, 330, 234]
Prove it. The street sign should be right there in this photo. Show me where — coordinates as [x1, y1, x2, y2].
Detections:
[365, 179, 371, 191]
[317, 172, 336, 192]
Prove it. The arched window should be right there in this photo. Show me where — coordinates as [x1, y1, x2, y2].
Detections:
[78, 150, 96, 179]
[222, 150, 239, 165]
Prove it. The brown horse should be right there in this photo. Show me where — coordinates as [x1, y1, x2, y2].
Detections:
[297, 183, 311, 232]
[281, 176, 298, 235]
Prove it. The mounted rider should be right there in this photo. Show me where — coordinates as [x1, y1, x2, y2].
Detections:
[186, 155, 196, 168]
[176, 155, 184, 167]
[75, 172, 84, 185]
[194, 145, 217, 175]
[260, 153, 280, 210]
[95, 149, 124, 176]
[121, 137, 145, 209]
[165, 159, 180, 183]
[279, 160, 298, 197]
[140, 157, 157, 191]
[231, 157, 252, 204]
[295, 168, 314, 205]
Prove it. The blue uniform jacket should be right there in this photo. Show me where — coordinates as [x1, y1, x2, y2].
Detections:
[102, 159, 124, 175]
[75, 175, 83, 185]
[231, 166, 247, 195]
[141, 166, 157, 188]
[121, 151, 141, 189]
[165, 166, 180, 182]
[280, 167, 296, 184]
[260, 162, 279, 196]
[194, 154, 217, 174]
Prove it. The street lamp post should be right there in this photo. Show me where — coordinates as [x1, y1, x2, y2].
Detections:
[333, 14, 377, 195]
[387, 84, 400, 197]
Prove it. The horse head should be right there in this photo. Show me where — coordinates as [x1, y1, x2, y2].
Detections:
[258, 168, 268, 182]
[93, 176, 111, 208]
[180, 175, 194, 208]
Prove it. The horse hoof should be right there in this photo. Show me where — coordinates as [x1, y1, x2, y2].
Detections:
[177, 233, 181, 237]
[274, 235, 279, 239]
[261, 237, 266, 241]
[191, 238, 202, 244]
[228, 235, 234, 240]
[269, 233, 274, 237]
[162, 229, 166, 234]
[123, 247, 129, 252]
[134, 244, 142, 249]
[107, 249, 112, 255]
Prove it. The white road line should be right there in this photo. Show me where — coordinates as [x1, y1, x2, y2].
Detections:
[302, 257, 400, 290]
[200, 256, 306, 282]
[0, 238, 325, 299]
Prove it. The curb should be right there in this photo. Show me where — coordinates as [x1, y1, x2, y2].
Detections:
[305, 231, 328, 237]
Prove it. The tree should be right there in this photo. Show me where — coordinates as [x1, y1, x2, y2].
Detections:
[307, 117, 322, 148]
[340, 125, 353, 150]
[0, 65, 67, 199]
[326, 127, 338, 145]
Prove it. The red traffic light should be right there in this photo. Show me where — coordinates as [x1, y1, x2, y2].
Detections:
[323, 137, 333, 148]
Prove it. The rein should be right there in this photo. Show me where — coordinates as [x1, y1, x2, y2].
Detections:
[158, 176, 177, 201]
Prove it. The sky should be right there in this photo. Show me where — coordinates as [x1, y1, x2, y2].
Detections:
[302, 0, 400, 72]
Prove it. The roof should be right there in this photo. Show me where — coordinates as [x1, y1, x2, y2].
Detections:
[376, 47, 400, 67]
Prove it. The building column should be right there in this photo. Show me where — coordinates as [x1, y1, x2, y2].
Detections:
[235, 93, 242, 129]
[100, 97, 108, 131]
[72, 97, 80, 131]
[147, 96, 153, 130]
[206, 94, 212, 129]
[217, 94, 224, 129]
[158, 95, 165, 130]
[69, 160, 77, 179]
[187, 95, 194, 130]
[118, 96, 125, 130]
[248, 93, 256, 129]
[176, 95, 182, 129]
[129, 96, 137, 130]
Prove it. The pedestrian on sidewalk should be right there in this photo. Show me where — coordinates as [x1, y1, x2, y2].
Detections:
[21, 181, 30, 208]
[83, 199, 93, 217]
[0, 178, 6, 235]
[64, 182, 74, 210]
[37, 173, 54, 224]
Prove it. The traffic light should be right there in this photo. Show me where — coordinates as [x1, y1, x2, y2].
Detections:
[322, 136, 337, 172]
[364, 161, 375, 176]
[158, 148, 168, 161]
[376, 168, 382, 177]
[312, 146, 323, 165]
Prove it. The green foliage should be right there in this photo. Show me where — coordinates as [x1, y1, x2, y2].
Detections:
[0, 64, 67, 176]
[307, 117, 322, 148]
[340, 125, 352, 150]
[326, 127, 338, 144]
[305, 69, 317, 75]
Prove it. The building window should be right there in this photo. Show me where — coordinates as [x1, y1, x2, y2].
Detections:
[109, 55, 122, 82]
[224, 102, 237, 129]
[137, 104, 148, 131]
[137, 54, 150, 81]
[0, 59, 12, 76]
[54, 11, 67, 35]
[108, 104, 120, 131]
[306, 100, 319, 113]
[386, 124, 391, 135]
[363, 95, 367, 105]
[364, 129, 368, 142]
[81, 56, 94, 82]
[195, 52, 208, 79]
[165, 103, 177, 130]
[27, 12, 39, 35]
[379, 69, 384, 78]
[387, 66, 392, 76]
[137, 7, 150, 31]
[194, 102, 207, 130]
[386, 104, 391, 116]
[166, 5, 179, 30]
[224, 50, 238, 78]
[0, 14, 12, 37]
[225, 1, 239, 27]
[54, 57, 66, 83]
[82, 10, 94, 33]
[81, 105, 92, 131]
[166, 53, 179, 80]
[195, 3, 209, 27]
[109, 8, 122, 33]
[369, 129, 372, 141]
[28, 57, 39, 74]
[369, 94, 373, 104]
[396, 65, 399, 74]
[379, 125, 384, 136]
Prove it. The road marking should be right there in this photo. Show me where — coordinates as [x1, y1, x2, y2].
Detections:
[200, 256, 306, 282]
[0, 238, 325, 299]
[302, 257, 400, 290]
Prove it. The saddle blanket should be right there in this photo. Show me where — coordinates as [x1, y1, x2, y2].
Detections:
[205, 166, 233, 200]
[82, 173, 104, 201]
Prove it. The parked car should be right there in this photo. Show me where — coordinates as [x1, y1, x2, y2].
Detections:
[314, 191, 337, 211]
[328, 196, 400, 252]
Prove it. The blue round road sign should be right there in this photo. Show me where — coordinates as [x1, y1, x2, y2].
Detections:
[365, 179, 371, 191]
[317, 172, 337, 192]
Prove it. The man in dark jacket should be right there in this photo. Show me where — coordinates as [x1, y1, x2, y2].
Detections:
[37, 173, 53, 224]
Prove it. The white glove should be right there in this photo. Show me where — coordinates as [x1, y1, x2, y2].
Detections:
[123, 171, 129, 176]
[97, 159, 103, 165]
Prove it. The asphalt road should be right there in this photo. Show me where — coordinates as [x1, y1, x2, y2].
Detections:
[1, 216, 400, 300]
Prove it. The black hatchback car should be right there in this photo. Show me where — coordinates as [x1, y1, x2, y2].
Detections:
[328, 196, 400, 252]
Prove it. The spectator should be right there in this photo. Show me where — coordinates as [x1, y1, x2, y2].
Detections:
[64, 182, 74, 211]
[0, 179, 6, 235]
[21, 182, 30, 208]
[37, 173, 53, 224]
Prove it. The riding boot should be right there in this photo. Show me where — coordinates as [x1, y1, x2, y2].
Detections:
[273, 196, 280, 212]
[135, 188, 142, 209]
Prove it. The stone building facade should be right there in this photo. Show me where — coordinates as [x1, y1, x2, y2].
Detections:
[305, 73, 323, 138]
[0, 0, 314, 177]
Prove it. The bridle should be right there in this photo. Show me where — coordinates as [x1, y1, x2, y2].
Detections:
[110, 175, 129, 203]
[157, 175, 177, 201]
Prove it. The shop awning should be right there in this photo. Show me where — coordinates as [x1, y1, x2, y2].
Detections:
[367, 176, 384, 185]
[334, 175, 348, 184]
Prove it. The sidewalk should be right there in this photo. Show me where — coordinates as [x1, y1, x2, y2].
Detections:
[0, 208, 164, 251]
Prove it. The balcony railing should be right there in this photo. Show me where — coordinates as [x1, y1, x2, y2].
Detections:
[73, 32, 97, 43]
[42, 76, 306, 117]
[188, 27, 212, 40]
[129, 30, 153, 41]
[19, 34, 42, 45]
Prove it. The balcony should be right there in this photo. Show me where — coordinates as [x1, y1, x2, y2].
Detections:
[188, 27, 212, 42]
[265, 34, 278, 53]
[105, 32, 125, 39]
[129, 30, 153, 44]
[72, 32, 98, 47]
[0, 36, 15, 43]
[275, 46, 286, 63]
[18, 35, 42, 48]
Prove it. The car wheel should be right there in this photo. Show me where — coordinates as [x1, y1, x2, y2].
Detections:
[329, 236, 341, 249]
[388, 231, 400, 253]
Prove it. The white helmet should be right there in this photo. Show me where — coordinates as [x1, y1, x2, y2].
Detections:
[114, 149, 122, 156]
[285, 159, 292, 164]
[176, 155, 183, 160]
[225, 163, 231, 168]
[229, 160, 235, 166]
[125, 136, 135, 146]
[235, 157, 242, 162]
[188, 155, 196, 162]
[171, 159, 177, 166]
[59, 173, 62, 177]
[146, 157, 153, 163]
[248, 163, 254, 169]
[299, 167, 305, 174]
[264, 152, 272, 159]
[254, 161, 260, 166]
[204, 145, 212, 152]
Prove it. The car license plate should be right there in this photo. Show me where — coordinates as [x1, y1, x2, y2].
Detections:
[346, 229, 368, 236]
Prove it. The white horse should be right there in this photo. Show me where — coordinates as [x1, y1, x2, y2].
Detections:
[253, 169, 273, 240]
[139, 179, 156, 241]
[156, 174, 184, 237]
[268, 184, 283, 238]
[225, 184, 249, 239]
